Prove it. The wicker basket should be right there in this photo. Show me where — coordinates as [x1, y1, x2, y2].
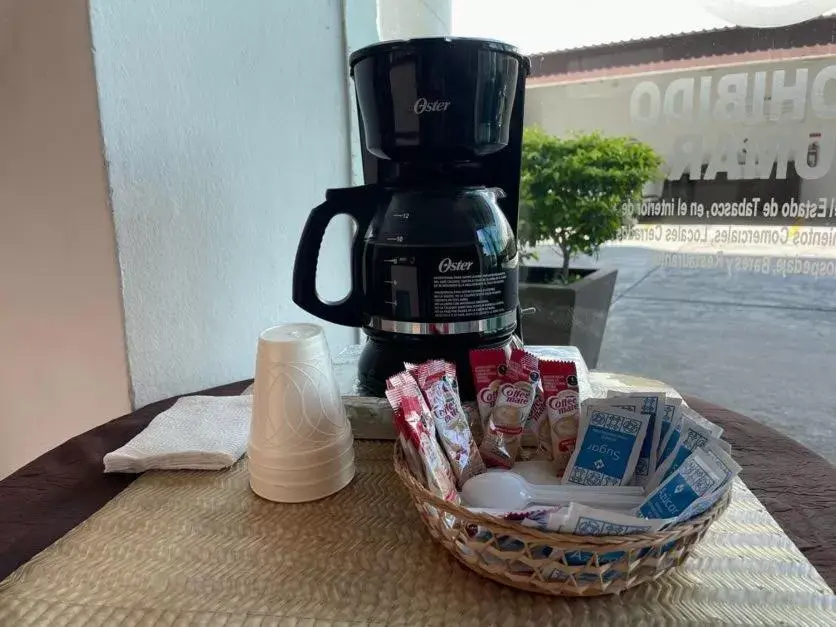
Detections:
[393, 443, 732, 597]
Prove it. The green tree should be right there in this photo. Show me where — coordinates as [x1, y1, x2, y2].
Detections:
[519, 127, 662, 284]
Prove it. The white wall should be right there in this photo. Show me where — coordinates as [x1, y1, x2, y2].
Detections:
[90, 0, 363, 407]
[0, 0, 132, 478]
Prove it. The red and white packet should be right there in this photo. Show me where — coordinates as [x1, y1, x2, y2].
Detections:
[540, 360, 580, 476]
[469, 348, 508, 430]
[521, 387, 549, 460]
[478, 348, 539, 468]
[413, 360, 485, 487]
[386, 376, 459, 503]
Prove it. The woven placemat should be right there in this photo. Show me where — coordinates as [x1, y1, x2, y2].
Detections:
[1, 442, 833, 626]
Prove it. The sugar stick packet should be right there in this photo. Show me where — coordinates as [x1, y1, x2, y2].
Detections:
[541, 360, 580, 474]
[413, 359, 485, 487]
[392, 408, 425, 485]
[648, 416, 716, 490]
[562, 405, 649, 487]
[658, 397, 682, 464]
[479, 348, 539, 468]
[607, 391, 664, 487]
[635, 448, 727, 519]
[560, 502, 666, 536]
[386, 381, 459, 503]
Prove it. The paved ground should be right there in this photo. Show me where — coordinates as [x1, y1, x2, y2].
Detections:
[530, 225, 836, 464]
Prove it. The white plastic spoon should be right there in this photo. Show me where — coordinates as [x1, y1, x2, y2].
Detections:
[462, 471, 644, 510]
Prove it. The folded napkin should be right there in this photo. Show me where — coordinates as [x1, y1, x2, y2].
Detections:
[103, 395, 251, 473]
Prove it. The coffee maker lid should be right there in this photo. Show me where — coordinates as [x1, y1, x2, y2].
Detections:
[349, 36, 531, 75]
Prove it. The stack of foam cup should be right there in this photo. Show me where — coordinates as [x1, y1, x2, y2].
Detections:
[247, 323, 355, 503]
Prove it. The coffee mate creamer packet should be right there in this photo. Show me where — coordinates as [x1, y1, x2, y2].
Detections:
[540, 360, 579, 475]
[520, 386, 547, 455]
[469, 348, 508, 429]
[562, 405, 649, 487]
[478, 349, 539, 468]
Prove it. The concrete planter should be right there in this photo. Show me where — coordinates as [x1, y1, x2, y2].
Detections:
[518, 266, 618, 368]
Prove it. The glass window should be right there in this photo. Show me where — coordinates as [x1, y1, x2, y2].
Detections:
[448, 0, 836, 463]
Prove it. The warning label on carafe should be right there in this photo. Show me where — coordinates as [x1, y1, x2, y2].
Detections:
[432, 270, 511, 318]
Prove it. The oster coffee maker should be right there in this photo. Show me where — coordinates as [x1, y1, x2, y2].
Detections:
[293, 37, 531, 399]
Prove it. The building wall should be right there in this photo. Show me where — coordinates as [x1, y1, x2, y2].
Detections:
[0, 0, 132, 478]
[90, 0, 360, 407]
[525, 54, 836, 205]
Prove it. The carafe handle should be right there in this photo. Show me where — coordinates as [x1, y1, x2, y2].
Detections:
[292, 185, 384, 327]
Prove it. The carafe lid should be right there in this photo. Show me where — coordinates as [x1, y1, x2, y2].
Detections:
[349, 36, 530, 75]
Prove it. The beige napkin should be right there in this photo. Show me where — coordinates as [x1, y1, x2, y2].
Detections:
[103, 395, 252, 473]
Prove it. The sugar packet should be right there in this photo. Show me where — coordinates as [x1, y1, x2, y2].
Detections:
[414, 359, 486, 487]
[658, 397, 682, 464]
[699, 438, 740, 486]
[636, 448, 726, 519]
[657, 404, 717, 466]
[659, 442, 739, 527]
[560, 501, 666, 536]
[562, 405, 649, 487]
[665, 482, 732, 527]
[386, 382, 459, 503]
[541, 360, 580, 474]
[558, 503, 667, 571]
[479, 348, 539, 468]
[682, 405, 724, 437]
[648, 416, 717, 490]
[607, 391, 664, 487]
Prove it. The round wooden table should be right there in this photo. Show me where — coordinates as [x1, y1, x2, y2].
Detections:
[1, 379, 834, 589]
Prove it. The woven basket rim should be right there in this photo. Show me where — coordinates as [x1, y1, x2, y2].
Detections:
[393, 441, 731, 547]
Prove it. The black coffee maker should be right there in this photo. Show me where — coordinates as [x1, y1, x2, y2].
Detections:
[293, 37, 530, 399]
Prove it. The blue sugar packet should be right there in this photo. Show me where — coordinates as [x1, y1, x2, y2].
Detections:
[682, 405, 724, 438]
[559, 502, 667, 568]
[699, 438, 740, 485]
[636, 448, 726, 519]
[607, 391, 664, 487]
[659, 443, 738, 528]
[657, 398, 682, 463]
[648, 417, 715, 490]
[657, 405, 719, 467]
[593, 396, 640, 416]
[671, 482, 731, 525]
[560, 502, 665, 537]
[562, 406, 649, 487]
[657, 411, 683, 467]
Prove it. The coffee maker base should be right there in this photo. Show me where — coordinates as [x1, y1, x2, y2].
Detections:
[356, 333, 515, 401]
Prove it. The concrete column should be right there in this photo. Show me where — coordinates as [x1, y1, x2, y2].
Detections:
[378, 0, 453, 40]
